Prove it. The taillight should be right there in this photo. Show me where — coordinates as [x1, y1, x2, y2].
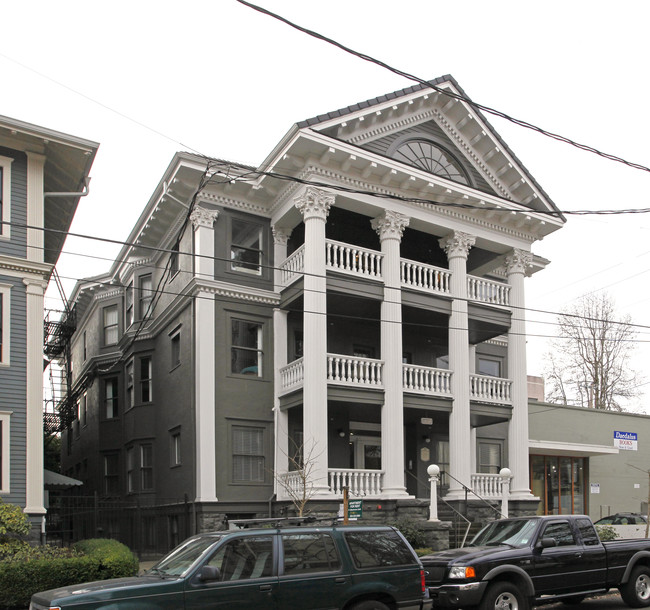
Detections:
[420, 568, 426, 593]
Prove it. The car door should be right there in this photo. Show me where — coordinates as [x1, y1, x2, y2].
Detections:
[532, 520, 590, 595]
[184, 534, 278, 609]
[275, 532, 346, 610]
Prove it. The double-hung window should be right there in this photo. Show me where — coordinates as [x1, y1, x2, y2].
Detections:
[140, 444, 153, 490]
[103, 305, 119, 345]
[170, 331, 181, 369]
[231, 319, 263, 376]
[477, 356, 502, 378]
[140, 357, 152, 403]
[0, 412, 10, 493]
[232, 425, 265, 483]
[0, 156, 12, 240]
[103, 454, 119, 495]
[126, 361, 134, 409]
[478, 441, 502, 474]
[125, 281, 134, 327]
[126, 447, 135, 493]
[170, 429, 181, 467]
[139, 275, 153, 320]
[230, 219, 262, 274]
[0, 284, 10, 365]
[170, 240, 179, 277]
[104, 378, 118, 419]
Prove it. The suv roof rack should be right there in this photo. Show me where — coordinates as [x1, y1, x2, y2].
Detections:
[227, 515, 347, 530]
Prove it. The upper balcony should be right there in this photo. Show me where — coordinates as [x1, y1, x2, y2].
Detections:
[279, 355, 512, 406]
[279, 239, 511, 307]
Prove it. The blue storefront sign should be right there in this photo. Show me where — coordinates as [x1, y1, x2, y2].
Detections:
[614, 431, 638, 451]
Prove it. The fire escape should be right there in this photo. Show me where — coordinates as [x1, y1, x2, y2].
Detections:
[43, 270, 77, 433]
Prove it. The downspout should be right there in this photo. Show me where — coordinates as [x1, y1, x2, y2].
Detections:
[44, 177, 91, 198]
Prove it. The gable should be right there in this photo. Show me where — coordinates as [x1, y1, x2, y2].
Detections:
[354, 120, 497, 197]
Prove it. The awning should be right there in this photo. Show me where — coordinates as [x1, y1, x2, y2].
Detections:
[44, 469, 83, 490]
[529, 440, 619, 458]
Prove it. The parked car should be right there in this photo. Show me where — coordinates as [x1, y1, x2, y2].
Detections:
[30, 524, 431, 610]
[595, 512, 648, 539]
[421, 514, 650, 609]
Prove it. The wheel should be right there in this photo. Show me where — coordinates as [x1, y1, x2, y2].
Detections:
[349, 601, 390, 610]
[479, 581, 528, 610]
[621, 565, 650, 607]
[561, 595, 585, 606]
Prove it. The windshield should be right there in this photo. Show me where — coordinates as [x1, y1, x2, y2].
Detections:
[469, 519, 538, 548]
[149, 535, 223, 577]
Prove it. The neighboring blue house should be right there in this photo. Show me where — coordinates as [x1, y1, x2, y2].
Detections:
[0, 115, 97, 535]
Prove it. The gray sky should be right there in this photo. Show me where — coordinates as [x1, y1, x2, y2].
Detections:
[3, 0, 649, 409]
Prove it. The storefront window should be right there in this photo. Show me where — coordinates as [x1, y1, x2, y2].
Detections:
[530, 455, 587, 516]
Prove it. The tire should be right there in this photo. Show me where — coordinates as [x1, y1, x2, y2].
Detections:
[479, 581, 528, 610]
[561, 596, 586, 606]
[349, 601, 390, 610]
[620, 565, 650, 608]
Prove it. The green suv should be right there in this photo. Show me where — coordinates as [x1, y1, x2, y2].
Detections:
[30, 524, 431, 609]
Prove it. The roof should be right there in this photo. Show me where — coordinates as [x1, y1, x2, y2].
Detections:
[296, 75, 562, 220]
[44, 468, 83, 490]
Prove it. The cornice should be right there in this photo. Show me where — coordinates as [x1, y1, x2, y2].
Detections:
[197, 192, 270, 217]
[275, 165, 538, 244]
[191, 278, 280, 306]
[93, 288, 123, 302]
[0, 255, 52, 279]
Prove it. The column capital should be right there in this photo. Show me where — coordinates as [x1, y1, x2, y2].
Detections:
[271, 225, 292, 246]
[23, 278, 48, 294]
[371, 210, 409, 241]
[190, 206, 219, 229]
[294, 187, 335, 221]
[439, 231, 476, 260]
[505, 248, 533, 276]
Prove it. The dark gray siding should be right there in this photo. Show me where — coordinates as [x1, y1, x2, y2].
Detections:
[0, 275, 27, 505]
[358, 121, 496, 195]
[0, 147, 27, 259]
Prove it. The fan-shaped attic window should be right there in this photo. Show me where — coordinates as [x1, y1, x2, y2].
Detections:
[392, 139, 470, 185]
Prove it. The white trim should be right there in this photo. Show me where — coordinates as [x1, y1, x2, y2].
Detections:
[0, 155, 13, 240]
[0, 410, 11, 494]
[529, 439, 619, 457]
[0, 283, 10, 365]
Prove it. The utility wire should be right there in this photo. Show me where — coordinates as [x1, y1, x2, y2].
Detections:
[236, 0, 650, 176]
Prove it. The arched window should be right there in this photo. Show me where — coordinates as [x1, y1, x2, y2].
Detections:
[392, 139, 470, 185]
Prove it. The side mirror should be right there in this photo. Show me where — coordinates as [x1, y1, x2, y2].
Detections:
[538, 537, 557, 549]
[198, 565, 221, 582]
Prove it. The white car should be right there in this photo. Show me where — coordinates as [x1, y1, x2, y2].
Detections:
[595, 513, 648, 539]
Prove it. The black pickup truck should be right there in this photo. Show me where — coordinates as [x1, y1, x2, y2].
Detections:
[422, 514, 650, 610]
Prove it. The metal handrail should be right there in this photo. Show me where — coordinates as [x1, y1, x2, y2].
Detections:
[443, 470, 506, 523]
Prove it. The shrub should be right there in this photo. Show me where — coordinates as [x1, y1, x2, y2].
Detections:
[596, 524, 619, 541]
[414, 547, 434, 557]
[0, 499, 30, 540]
[0, 538, 138, 608]
[390, 517, 428, 549]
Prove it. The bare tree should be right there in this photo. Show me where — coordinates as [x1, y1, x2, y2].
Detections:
[544, 293, 641, 410]
[274, 439, 319, 517]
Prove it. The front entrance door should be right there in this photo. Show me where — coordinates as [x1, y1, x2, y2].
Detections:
[352, 435, 381, 470]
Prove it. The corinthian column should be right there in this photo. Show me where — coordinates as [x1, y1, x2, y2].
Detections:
[294, 187, 335, 497]
[439, 231, 475, 500]
[191, 206, 219, 502]
[505, 248, 535, 499]
[371, 211, 410, 497]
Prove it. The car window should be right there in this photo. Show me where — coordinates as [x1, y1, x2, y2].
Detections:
[344, 530, 414, 568]
[207, 536, 273, 580]
[281, 533, 341, 575]
[541, 521, 576, 547]
[576, 518, 600, 546]
[596, 517, 614, 525]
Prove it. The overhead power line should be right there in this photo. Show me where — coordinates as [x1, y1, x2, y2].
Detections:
[236, 0, 650, 177]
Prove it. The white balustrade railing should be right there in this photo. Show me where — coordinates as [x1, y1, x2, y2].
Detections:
[327, 354, 383, 387]
[279, 358, 304, 393]
[326, 239, 383, 280]
[401, 259, 451, 295]
[467, 276, 510, 306]
[329, 468, 383, 497]
[402, 365, 452, 396]
[277, 471, 308, 501]
[470, 374, 512, 404]
[471, 473, 502, 499]
[279, 245, 305, 286]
